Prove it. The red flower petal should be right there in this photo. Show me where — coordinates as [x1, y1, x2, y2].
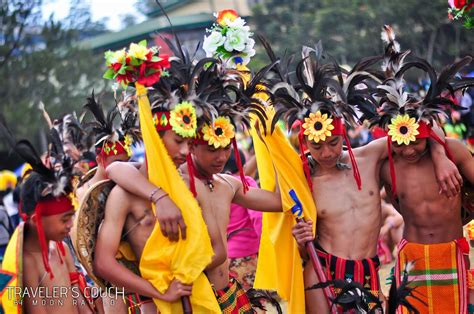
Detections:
[139, 62, 147, 77]
[146, 51, 153, 61]
[112, 63, 122, 72]
[138, 71, 161, 86]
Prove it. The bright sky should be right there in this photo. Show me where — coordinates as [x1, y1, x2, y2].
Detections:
[42, 0, 145, 31]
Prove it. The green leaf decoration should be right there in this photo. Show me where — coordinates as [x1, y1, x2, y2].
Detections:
[129, 58, 141, 66]
[103, 68, 115, 79]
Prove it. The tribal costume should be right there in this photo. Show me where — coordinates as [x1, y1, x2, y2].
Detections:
[101, 25, 254, 312]
[72, 92, 141, 310]
[200, 11, 284, 312]
[363, 26, 474, 313]
[315, 243, 381, 299]
[249, 36, 381, 312]
[214, 276, 254, 314]
[395, 238, 469, 314]
[0, 119, 94, 313]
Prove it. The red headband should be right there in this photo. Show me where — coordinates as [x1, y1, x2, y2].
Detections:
[193, 129, 210, 146]
[34, 196, 73, 280]
[153, 111, 172, 132]
[96, 140, 129, 158]
[386, 121, 453, 197]
[329, 117, 345, 136]
[296, 117, 362, 191]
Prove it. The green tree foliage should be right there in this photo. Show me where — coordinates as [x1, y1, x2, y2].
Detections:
[251, 0, 473, 70]
[0, 1, 108, 149]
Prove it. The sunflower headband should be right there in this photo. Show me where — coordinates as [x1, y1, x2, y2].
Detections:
[387, 114, 428, 145]
[196, 116, 235, 148]
[190, 115, 249, 194]
[296, 110, 361, 190]
[385, 114, 452, 197]
[301, 111, 345, 143]
[153, 101, 197, 138]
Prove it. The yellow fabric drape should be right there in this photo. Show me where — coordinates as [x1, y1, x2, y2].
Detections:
[136, 84, 220, 314]
[251, 109, 317, 314]
[1, 223, 23, 314]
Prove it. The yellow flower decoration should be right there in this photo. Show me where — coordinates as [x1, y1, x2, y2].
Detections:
[128, 42, 149, 60]
[123, 134, 133, 157]
[170, 101, 197, 138]
[387, 114, 420, 145]
[202, 116, 235, 148]
[110, 49, 127, 64]
[302, 111, 334, 143]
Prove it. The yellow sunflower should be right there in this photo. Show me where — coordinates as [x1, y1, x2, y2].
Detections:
[170, 101, 197, 138]
[387, 114, 419, 145]
[302, 111, 334, 143]
[202, 116, 235, 148]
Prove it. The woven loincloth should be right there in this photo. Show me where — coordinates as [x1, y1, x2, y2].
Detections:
[395, 238, 469, 314]
[214, 276, 253, 314]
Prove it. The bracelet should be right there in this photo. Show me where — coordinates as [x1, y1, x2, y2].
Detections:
[152, 193, 169, 204]
[148, 187, 161, 203]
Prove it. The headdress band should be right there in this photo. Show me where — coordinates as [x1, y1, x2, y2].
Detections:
[386, 121, 453, 197]
[34, 196, 74, 280]
[297, 116, 362, 191]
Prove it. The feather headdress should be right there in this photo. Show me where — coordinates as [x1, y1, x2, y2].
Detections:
[369, 25, 473, 130]
[369, 25, 474, 196]
[117, 93, 142, 144]
[61, 113, 94, 153]
[83, 91, 134, 158]
[260, 39, 364, 190]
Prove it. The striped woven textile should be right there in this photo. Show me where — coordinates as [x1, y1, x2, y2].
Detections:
[214, 277, 253, 314]
[395, 238, 469, 314]
[315, 244, 381, 297]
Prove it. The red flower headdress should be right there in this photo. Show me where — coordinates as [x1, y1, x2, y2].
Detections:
[103, 40, 171, 88]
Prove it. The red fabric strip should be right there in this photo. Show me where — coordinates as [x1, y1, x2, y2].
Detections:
[232, 138, 249, 193]
[186, 153, 197, 197]
[387, 136, 397, 197]
[342, 128, 362, 190]
[297, 126, 314, 191]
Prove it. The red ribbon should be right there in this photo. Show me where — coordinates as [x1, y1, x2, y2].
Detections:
[232, 138, 249, 193]
[186, 154, 197, 197]
[386, 136, 397, 198]
[342, 128, 362, 190]
[297, 125, 314, 191]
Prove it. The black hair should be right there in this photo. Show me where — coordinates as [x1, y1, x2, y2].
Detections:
[81, 151, 96, 162]
[224, 149, 246, 174]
